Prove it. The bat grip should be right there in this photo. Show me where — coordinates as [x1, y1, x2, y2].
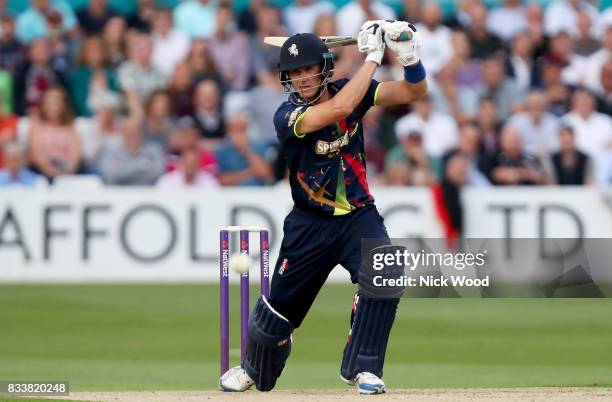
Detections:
[398, 31, 413, 41]
[382, 30, 413, 45]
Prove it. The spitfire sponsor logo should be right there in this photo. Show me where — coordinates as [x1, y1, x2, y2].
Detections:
[315, 133, 349, 155]
[287, 106, 304, 127]
[315, 122, 359, 156]
[288, 43, 299, 57]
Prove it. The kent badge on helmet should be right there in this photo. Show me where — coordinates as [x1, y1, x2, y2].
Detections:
[278, 33, 335, 105]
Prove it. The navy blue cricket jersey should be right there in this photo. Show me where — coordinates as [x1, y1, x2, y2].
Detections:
[273, 78, 381, 216]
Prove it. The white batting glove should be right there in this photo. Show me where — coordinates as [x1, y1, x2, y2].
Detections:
[381, 20, 410, 40]
[383, 21, 420, 66]
[358, 20, 385, 65]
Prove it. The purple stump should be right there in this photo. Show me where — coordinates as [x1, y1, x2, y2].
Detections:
[240, 229, 250, 361]
[219, 229, 230, 375]
[260, 230, 270, 298]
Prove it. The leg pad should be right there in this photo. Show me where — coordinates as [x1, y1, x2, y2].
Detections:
[340, 296, 398, 380]
[243, 296, 293, 391]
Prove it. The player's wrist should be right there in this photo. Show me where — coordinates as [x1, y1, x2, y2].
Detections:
[403, 60, 426, 83]
[365, 50, 384, 65]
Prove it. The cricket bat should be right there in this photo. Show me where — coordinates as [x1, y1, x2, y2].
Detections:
[264, 32, 413, 49]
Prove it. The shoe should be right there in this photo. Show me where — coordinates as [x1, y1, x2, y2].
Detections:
[340, 373, 355, 386]
[355, 372, 385, 395]
[218, 366, 254, 392]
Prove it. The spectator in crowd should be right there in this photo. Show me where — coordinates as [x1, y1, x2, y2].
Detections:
[477, 57, 524, 120]
[439, 153, 471, 236]
[156, 146, 218, 189]
[506, 31, 538, 92]
[173, 0, 217, 39]
[97, 118, 165, 185]
[0, 94, 17, 167]
[385, 130, 436, 186]
[464, 2, 503, 60]
[191, 79, 224, 147]
[28, 87, 82, 180]
[0, 142, 42, 186]
[361, 106, 387, 180]
[13, 38, 68, 116]
[236, 0, 265, 34]
[0, 14, 24, 75]
[209, 5, 250, 91]
[544, 0, 600, 40]
[142, 89, 174, 149]
[167, 61, 195, 117]
[395, 95, 458, 176]
[69, 35, 119, 117]
[490, 124, 548, 185]
[186, 39, 223, 86]
[475, 97, 500, 159]
[16, 0, 77, 44]
[117, 32, 167, 113]
[102, 16, 127, 67]
[454, 0, 479, 28]
[151, 7, 190, 78]
[525, 4, 549, 55]
[332, 45, 363, 79]
[313, 13, 336, 38]
[0, 0, 608, 192]
[583, 25, 612, 99]
[166, 115, 217, 175]
[76, 0, 116, 35]
[442, 123, 491, 185]
[437, 30, 482, 122]
[251, 3, 285, 79]
[561, 88, 612, 164]
[399, 0, 422, 24]
[537, 54, 571, 116]
[384, 161, 411, 186]
[127, 0, 155, 32]
[215, 112, 273, 186]
[574, 10, 601, 56]
[508, 90, 560, 158]
[76, 90, 122, 169]
[548, 30, 586, 87]
[245, 72, 287, 145]
[284, 0, 334, 36]
[594, 59, 612, 115]
[487, 0, 527, 42]
[336, 0, 395, 37]
[549, 126, 592, 185]
[415, 2, 453, 77]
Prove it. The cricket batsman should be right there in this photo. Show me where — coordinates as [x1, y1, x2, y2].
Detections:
[220, 19, 427, 394]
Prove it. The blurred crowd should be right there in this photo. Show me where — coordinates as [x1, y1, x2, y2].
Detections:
[0, 0, 610, 191]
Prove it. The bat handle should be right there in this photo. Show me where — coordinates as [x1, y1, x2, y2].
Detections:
[383, 31, 413, 44]
[398, 31, 413, 41]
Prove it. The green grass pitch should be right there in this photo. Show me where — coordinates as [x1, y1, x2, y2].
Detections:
[0, 284, 611, 391]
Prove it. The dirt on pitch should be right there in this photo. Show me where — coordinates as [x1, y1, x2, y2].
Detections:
[55, 387, 612, 402]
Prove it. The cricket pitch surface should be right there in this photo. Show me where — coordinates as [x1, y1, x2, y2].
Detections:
[54, 387, 612, 401]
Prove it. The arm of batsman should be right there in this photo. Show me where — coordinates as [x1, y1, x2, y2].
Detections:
[382, 20, 421, 66]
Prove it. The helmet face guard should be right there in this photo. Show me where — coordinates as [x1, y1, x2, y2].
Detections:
[277, 33, 335, 106]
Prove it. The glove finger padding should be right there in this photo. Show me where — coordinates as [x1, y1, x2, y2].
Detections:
[358, 20, 385, 65]
[358, 20, 384, 53]
[381, 20, 411, 41]
[384, 29, 421, 66]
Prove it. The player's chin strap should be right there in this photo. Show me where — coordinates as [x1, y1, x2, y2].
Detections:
[280, 57, 334, 106]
